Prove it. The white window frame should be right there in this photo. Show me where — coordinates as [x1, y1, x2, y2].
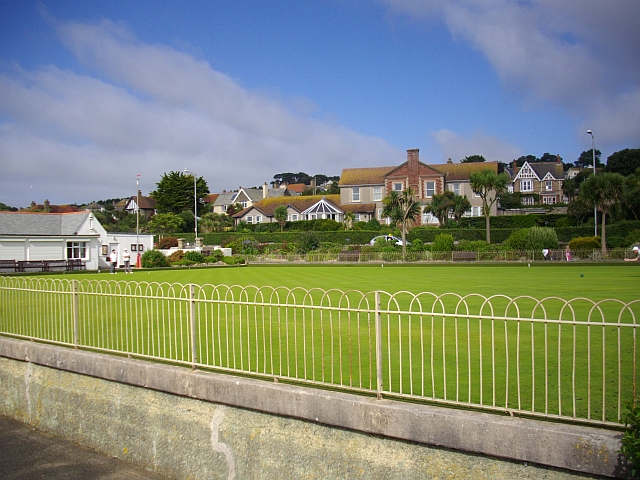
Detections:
[450, 183, 461, 196]
[373, 186, 382, 201]
[546, 180, 553, 191]
[255, 215, 262, 223]
[393, 182, 403, 192]
[521, 196, 534, 205]
[246, 216, 253, 223]
[520, 180, 533, 192]
[542, 196, 557, 205]
[66, 241, 87, 259]
[425, 181, 435, 198]
[352, 187, 360, 202]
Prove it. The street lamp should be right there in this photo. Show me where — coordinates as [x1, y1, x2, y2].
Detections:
[136, 174, 141, 268]
[183, 168, 198, 245]
[587, 130, 597, 237]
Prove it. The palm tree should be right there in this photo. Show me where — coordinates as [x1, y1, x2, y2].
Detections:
[274, 205, 288, 232]
[469, 170, 510, 243]
[423, 191, 454, 227]
[579, 172, 626, 255]
[381, 188, 421, 258]
[450, 194, 472, 221]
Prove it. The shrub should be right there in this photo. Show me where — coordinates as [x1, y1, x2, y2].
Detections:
[297, 232, 320, 253]
[156, 236, 178, 249]
[223, 255, 245, 265]
[607, 236, 626, 249]
[184, 251, 205, 264]
[569, 236, 601, 251]
[141, 250, 170, 268]
[625, 230, 640, 247]
[432, 233, 455, 252]
[205, 250, 225, 262]
[525, 226, 559, 251]
[456, 240, 491, 251]
[408, 238, 427, 252]
[621, 401, 640, 479]
[167, 250, 185, 264]
[503, 228, 530, 250]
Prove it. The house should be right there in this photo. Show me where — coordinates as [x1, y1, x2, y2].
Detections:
[124, 191, 157, 219]
[232, 194, 364, 225]
[0, 211, 154, 270]
[212, 184, 290, 214]
[339, 149, 494, 225]
[508, 159, 564, 205]
[24, 200, 79, 213]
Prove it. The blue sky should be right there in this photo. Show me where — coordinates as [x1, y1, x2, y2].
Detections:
[1, 0, 639, 208]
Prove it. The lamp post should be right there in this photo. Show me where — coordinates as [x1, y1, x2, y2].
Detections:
[587, 130, 597, 237]
[183, 168, 198, 245]
[135, 174, 141, 268]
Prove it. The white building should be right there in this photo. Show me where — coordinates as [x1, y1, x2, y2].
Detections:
[0, 211, 154, 270]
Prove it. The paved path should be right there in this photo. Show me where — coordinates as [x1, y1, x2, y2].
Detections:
[0, 415, 170, 479]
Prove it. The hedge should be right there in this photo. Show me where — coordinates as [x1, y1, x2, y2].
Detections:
[157, 220, 640, 246]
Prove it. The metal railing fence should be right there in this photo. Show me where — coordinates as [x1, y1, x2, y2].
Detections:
[1, 276, 638, 427]
[244, 248, 629, 264]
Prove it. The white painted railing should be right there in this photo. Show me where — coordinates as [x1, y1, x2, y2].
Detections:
[1, 276, 637, 427]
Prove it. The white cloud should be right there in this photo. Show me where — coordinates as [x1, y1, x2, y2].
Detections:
[384, 0, 640, 148]
[432, 129, 521, 163]
[0, 19, 402, 207]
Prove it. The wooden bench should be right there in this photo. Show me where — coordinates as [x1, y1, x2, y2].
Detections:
[0, 259, 18, 272]
[66, 259, 86, 271]
[452, 251, 476, 262]
[17, 260, 49, 272]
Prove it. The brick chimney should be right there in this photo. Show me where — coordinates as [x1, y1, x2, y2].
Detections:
[263, 182, 268, 198]
[407, 149, 420, 192]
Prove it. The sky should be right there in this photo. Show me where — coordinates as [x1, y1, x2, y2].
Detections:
[0, 0, 638, 208]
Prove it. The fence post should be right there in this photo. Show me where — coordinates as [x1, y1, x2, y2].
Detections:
[375, 290, 383, 399]
[72, 279, 79, 348]
[190, 284, 198, 370]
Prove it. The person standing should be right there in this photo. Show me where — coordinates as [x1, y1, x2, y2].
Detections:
[109, 249, 118, 274]
[123, 249, 132, 273]
[625, 246, 640, 262]
[565, 245, 572, 262]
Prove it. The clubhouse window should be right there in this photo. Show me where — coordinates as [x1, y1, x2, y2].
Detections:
[66, 241, 87, 259]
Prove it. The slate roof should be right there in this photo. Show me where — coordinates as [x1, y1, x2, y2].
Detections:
[0, 211, 95, 236]
[232, 195, 342, 217]
[430, 162, 499, 180]
[513, 161, 564, 181]
[339, 167, 395, 186]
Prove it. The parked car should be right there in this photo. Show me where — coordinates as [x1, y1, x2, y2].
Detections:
[369, 235, 411, 246]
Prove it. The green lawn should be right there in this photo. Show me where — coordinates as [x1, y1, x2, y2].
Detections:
[56, 262, 639, 302]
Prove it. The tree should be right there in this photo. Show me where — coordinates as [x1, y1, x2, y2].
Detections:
[605, 148, 640, 176]
[575, 149, 603, 169]
[450, 194, 471, 221]
[343, 211, 356, 230]
[469, 169, 510, 243]
[461, 155, 486, 163]
[150, 171, 209, 214]
[381, 188, 422, 258]
[147, 212, 185, 237]
[199, 212, 234, 233]
[423, 191, 454, 226]
[622, 170, 640, 220]
[274, 205, 288, 232]
[579, 172, 626, 255]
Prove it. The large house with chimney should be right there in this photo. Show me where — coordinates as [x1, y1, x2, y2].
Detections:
[231, 149, 499, 226]
[505, 158, 565, 206]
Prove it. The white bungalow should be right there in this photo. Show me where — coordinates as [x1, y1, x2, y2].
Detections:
[0, 211, 154, 271]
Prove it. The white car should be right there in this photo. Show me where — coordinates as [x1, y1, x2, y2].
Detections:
[369, 235, 411, 246]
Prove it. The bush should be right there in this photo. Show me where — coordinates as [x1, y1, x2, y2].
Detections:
[456, 240, 491, 251]
[156, 236, 178, 249]
[607, 236, 626, 249]
[625, 230, 640, 248]
[432, 233, 455, 252]
[223, 255, 245, 265]
[167, 250, 185, 264]
[297, 231, 320, 253]
[141, 250, 170, 268]
[204, 249, 225, 262]
[503, 228, 530, 250]
[408, 238, 427, 252]
[184, 251, 205, 264]
[569, 236, 601, 251]
[621, 401, 640, 479]
[525, 226, 559, 251]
